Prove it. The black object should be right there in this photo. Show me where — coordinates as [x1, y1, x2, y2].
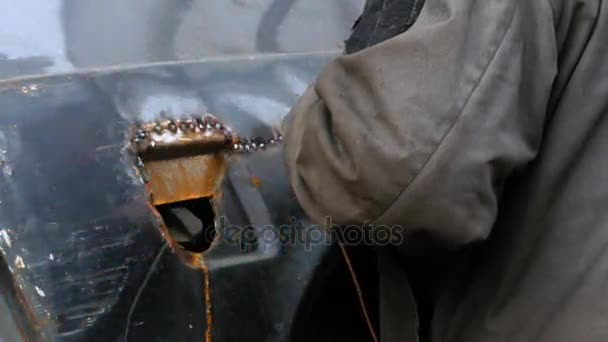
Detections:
[345, 0, 425, 54]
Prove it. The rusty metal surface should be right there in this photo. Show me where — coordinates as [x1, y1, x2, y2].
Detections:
[145, 155, 225, 206]
[0, 52, 378, 341]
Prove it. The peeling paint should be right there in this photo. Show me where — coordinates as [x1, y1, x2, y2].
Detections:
[251, 176, 261, 188]
[200, 255, 213, 342]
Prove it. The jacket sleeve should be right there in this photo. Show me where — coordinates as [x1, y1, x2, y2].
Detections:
[282, 0, 558, 248]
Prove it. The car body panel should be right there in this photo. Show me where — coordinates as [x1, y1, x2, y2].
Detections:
[0, 52, 351, 341]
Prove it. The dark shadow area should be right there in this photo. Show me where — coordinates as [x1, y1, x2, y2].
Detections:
[290, 244, 379, 342]
[156, 197, 217, 253]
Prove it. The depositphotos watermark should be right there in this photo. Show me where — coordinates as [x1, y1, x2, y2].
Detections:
[214, 216, 404, 251]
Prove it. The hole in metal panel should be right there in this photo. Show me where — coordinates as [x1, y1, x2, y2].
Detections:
[156, 198, 217, 253]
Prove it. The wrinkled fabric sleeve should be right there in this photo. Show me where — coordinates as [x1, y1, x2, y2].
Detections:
[283, 0, 558, 248]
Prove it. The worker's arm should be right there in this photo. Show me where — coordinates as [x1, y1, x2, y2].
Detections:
[283, 0, 558, 248]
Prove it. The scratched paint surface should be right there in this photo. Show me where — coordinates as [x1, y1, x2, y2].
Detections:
[0, 53, 337, 341]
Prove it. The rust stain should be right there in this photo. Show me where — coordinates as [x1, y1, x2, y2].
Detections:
[144, 205, 214, 342]
[132, 114, 230, 342]
[144, 203, 214, 342]
[3, 270, 50, 341]
[144, 154, 226, 206]
[199, 255, 213, 342]
[250, 176, 261, 188]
